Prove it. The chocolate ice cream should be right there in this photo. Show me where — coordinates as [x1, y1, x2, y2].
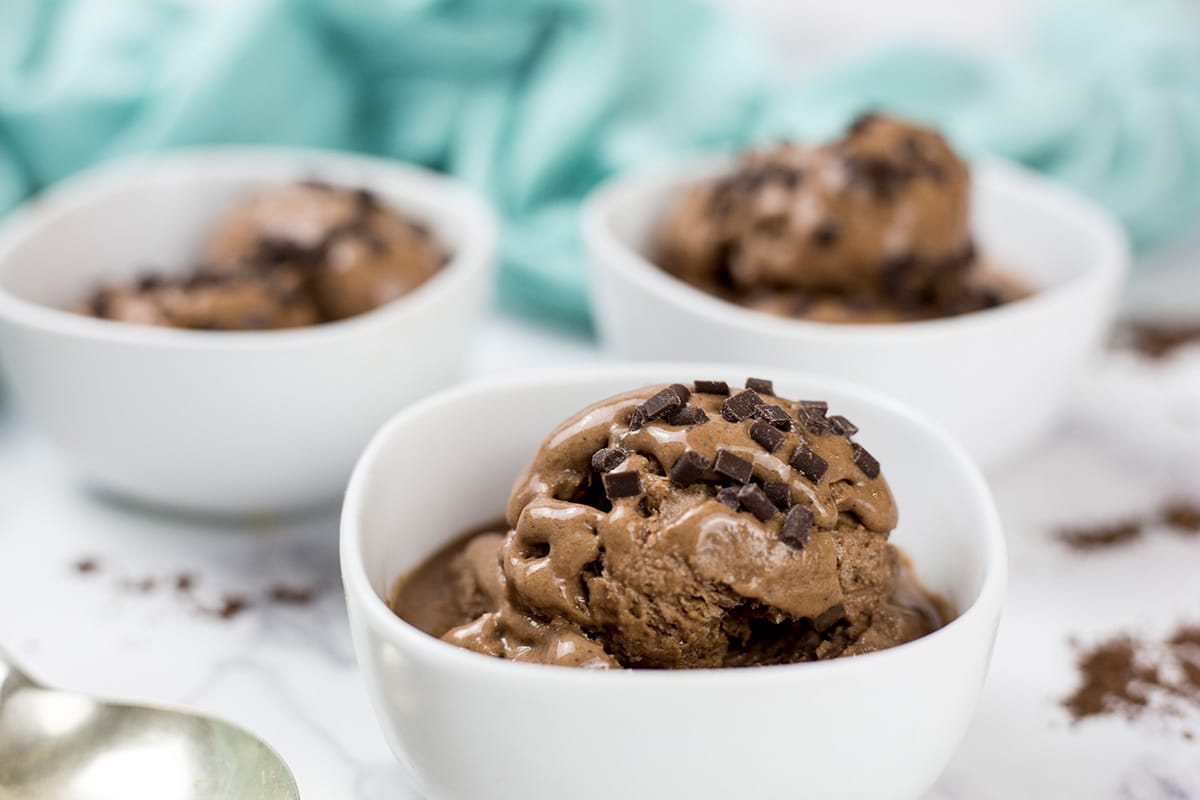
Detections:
[657, 114, 1030, 322]
[393, 379, 947, 670]
[82, 182, 443, 330]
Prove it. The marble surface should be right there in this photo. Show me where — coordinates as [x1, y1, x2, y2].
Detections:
[2, 279, 1200, 798]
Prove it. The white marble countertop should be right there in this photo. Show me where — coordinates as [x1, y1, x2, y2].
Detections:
[2, 252, 1200, 798]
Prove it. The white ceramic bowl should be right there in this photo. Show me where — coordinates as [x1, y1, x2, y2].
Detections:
[342, 366, 1006, 800]
[583, 159, 1130, 466]
[0, 148, 496, 514]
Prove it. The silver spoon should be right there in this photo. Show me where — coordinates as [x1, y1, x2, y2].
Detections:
[0, 648, 300, 800]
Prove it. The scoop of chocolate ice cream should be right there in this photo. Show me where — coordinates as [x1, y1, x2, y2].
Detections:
[394, 379, 944, 670]
[657, 114, 1021, 321]
[203, 182, 443, 321]
[87, 272, 319, 330]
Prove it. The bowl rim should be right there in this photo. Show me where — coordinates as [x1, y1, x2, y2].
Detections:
[340, 363, 1008, 686]
[0, 146, 498, 350]
[581, 155, 1131, 343]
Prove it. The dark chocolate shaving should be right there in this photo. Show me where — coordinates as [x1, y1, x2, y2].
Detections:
[753, 404, 794, 431]
[591, 447, 628, 474]
[828, 415, 858, 436]
[749, 420, 785, 453]
[745, 378, 775, 396]
[602, 471, 642, 499]
[780, 505, 814, 549]
[716, 487, 741, 510]
[638, 388, 684, 421]
[721, 390, 764, 422]
[789, 444, 829, 484]
[811, 221, 839, 248]
[851, 443, 881, 479]
[713, 450, 753, 484]
[763, 480, 791, 509]
[669, 451, 710, 488]
[694, 380, 731, 395]
[666, 406, 710, 426]
[737, 484, 778, 521]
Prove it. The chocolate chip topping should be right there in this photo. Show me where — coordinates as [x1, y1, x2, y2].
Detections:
[797, 406, 831, 436]
[749, 420, 785, 453]
[753, 404, 794, 431]
[763, 480, 791, 509]
[721, 390, 764, 422]
[780, 505, 814, 549]
[828, 415, 859, 436]
[851, 443, 881, 479]
[745, 377, 775, 396]
[602, 471, 642, 499]
[638, 387, 684, 421]
[694, 380, 731, 396]
[591, 447, 628, 474]
[789, 443, 829, 484]
[812, 221, 839, 247]
[669, 450, 710, 488]
[713, 450, 753, 484]
[666, 406, 710, 426]
[669, 383, 691, 404]
[737, 484, 778, 522]
[716, 486, 741, 509]
[798, 400, 828, 416]
[628, 408, 647, 432]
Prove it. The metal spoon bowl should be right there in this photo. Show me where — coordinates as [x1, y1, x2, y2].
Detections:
[0, 650, 299, 800]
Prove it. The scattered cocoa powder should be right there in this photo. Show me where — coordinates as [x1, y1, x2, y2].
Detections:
[1058, 520, 1143, 552]
[1163, 501, 1200, 534]
[267, 584, 320, 606]
[73, 558, 99, 574]
[1057, 497, 1200, 552]
[1065, 624, 1200, 733]
[68, 558, 323, 620]
[1123, 322, 1200, 360]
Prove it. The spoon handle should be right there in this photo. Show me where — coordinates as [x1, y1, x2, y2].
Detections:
[0, 645, 39, 705]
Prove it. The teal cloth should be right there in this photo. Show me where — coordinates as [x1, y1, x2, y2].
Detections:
[1, 0, 1198, 324]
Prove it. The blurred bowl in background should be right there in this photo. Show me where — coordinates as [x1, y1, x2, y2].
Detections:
[0, 148, 496, 515]
[583, 158, 1129, 467]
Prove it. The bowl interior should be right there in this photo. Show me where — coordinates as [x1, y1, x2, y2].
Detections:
[348, 368, 1002, 634]
[599, 159, 1112, 299]
[0, 149, 476, 309]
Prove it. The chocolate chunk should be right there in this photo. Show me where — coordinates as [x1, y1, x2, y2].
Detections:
[753, 404, 794, 431]
[669, 383, 691, 404]
[721, 390, 764, 422]
[603, 471, 642, 499]
[813, 603, 845, 632]
[666, 406, 709, 426]
[780, 505, 814, 549]
[789, 444, 829, 484]
[737, 484, 778, 522]
[745, 378, 775, 396]
[591, 447, 628, 474]
[716, 487, 741, 510]
[798, 400, 828, 416]
[638, 388, 684, 421]
[828, 415, 858, 436]
[628, 408, 647, 432]
[762, 480, 791, 509]
[694, 380, 730, 396]
[851, 443, 881, 479]
[713, 450, 753, 484]
[750, 420, 785, 453]
[797, 407, 832, 436]
[812, 221, 839, 248]
[669, 450, 710, 488]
